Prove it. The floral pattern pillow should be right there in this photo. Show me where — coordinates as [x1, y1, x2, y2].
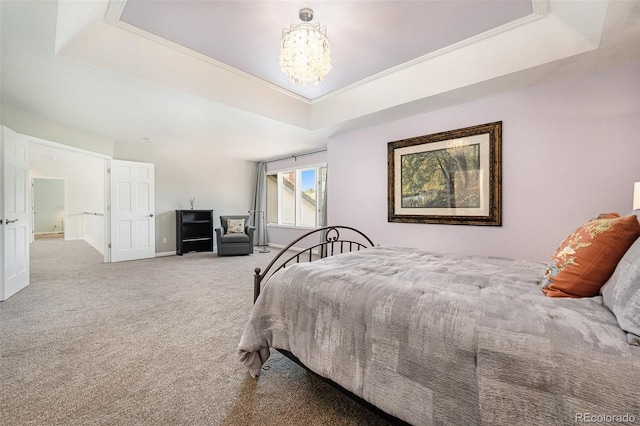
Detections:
[227, 219, 245, 234]
[542, 213, 640, 298]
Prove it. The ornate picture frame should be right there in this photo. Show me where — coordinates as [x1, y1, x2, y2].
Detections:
[388, 121, 502, 226]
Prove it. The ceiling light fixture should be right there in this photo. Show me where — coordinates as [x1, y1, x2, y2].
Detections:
[279, 8, 332, 87]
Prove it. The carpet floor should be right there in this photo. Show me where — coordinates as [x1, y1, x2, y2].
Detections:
[0, 239, 391, 425]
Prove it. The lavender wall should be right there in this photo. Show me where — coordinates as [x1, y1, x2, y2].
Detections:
[327, 61, 640, 261]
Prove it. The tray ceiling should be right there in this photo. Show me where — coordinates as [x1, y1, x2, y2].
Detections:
[116, 0, 534, 101]
[2, 0, 639, 161]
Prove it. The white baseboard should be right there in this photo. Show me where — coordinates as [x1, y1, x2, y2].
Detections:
[155, 251, 177, 257]
[262, 243, 318, 254]
[263, 243, 284, 249]
[155, 250, 220, 257]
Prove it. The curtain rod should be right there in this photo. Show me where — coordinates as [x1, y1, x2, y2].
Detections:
[263, 149, 327, 164]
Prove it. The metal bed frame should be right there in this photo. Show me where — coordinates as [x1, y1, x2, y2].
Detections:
[253, 225, 375, 302]
[250, 225, 410, 425]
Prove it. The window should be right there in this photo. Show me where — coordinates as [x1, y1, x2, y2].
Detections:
[266, 165, 327, 228]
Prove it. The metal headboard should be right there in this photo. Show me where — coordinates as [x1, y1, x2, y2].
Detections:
[253, 226, 375, 302]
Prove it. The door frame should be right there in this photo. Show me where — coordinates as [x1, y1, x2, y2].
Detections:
[31, 177, 67, 241]
[28, 136, 111, 262]
[23, 136, 159, 264]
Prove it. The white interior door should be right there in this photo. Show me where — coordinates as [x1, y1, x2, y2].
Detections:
[1, 126, 30, 301]
[109, 160, 155, 262]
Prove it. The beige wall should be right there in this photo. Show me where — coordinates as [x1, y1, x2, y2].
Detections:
[2, 105, 114, 156]
[114, 141, 256, 254]
[2, 105, 257, 256]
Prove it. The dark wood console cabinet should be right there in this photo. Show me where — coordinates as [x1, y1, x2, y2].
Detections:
[176, 210, 214, 255]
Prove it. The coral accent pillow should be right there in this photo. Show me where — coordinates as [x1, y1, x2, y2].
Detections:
[541, 213, 640, 298]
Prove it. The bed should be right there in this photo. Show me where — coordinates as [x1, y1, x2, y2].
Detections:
[238, 223, 640, 425]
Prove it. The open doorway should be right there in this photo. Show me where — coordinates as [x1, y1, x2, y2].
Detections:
[29, 137, 109, 260]
[32, 178, 65, 240]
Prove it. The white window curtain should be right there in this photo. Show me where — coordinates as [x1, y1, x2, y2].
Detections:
[251, 162, 269, 250]
[319, 167, 328, 257]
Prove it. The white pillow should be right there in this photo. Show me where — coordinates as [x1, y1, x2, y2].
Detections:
[600, 210, 640, 345]
[227, 218, 245, 233]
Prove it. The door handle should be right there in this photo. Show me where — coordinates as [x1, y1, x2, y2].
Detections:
[5, 218, 18, 224]
[149, 214, 154, 217]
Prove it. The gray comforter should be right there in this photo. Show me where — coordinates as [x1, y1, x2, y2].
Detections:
[238, 246, 640, 425]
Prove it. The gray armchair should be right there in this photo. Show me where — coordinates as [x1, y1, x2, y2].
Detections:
[215, 215, 255, 256]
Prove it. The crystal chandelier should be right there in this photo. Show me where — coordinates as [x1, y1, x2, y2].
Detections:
[279, 8, 332, 87]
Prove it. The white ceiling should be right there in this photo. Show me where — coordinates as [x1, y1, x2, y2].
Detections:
[2, 0, 640, 162]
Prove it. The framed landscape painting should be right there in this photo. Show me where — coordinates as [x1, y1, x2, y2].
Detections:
[388, 121, 502, 226]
